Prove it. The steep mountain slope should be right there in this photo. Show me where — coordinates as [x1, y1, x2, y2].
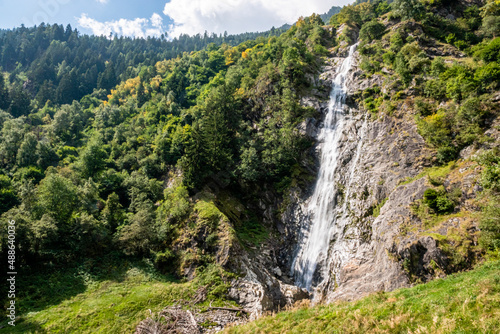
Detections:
[0, 24, 289, 110]
[222, 0, 500, 322]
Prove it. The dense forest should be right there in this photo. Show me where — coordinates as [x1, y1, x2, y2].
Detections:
[0, 23, 292, 110]
[0, 10, 333, 275]
[0, 0, 499, 332]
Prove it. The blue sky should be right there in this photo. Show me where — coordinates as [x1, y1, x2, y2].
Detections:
[0, 0, 353, 38]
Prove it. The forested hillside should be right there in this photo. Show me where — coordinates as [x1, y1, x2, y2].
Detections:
[0, 10, 331, 317]
[0, 0, 499, 332]
[0, 23, 290, 110]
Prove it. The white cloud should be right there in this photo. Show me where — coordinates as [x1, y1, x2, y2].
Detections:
[151, 13, 163, 28]
[77, 12, 165, 39]
[163, 0, 352, 38]
[78, 1, 351, 39]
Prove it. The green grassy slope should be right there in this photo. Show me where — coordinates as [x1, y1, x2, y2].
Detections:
[0, 257, 234, 333]
[226, 261, 500, 334]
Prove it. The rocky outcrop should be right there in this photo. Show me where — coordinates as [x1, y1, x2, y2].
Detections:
[228, 28, 490, 313]
[270, 32, 490, 306]
[322, 178, 428, 302]
[228, 241, 309, 320]
[277, 46, 439, 302]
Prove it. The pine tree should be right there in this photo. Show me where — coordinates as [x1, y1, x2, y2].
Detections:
[97, 62, 117, 91]
[56, 70, 80, 105]
[0, 74, 9, 110]
[8, 86, 32, 117]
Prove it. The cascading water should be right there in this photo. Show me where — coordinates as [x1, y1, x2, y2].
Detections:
[291, 44, 358, 291]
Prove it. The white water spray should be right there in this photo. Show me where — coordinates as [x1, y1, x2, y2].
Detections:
[291, 44, 358, 291]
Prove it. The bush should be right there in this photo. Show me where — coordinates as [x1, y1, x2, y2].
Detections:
[424, 79, 447, 100]
[414, 98, 434, 116]
[394, 55, 412, 86]
[445, 67, 478, 101]
[430, 57, 446, 76]
[391, 0, 425, 21]
[408, 52, 431, 73]
[477, 149, 500, 192]
[435, 196, 455, 213]
[475, 62, 500, 90]
[359, 20, 386, 41]
[474, 37, 500, 62]
[390, 32, 405, 53]
[481, 16, 500, 38]
[423, 188, 455, 214]
[382, 51, 396, 65]
[154, 249, 177, 272]
[436, 146, 458, 164]
[479, 201, 500, 252]
[454, 40, 469, 51]
[417, 110, 452, 148]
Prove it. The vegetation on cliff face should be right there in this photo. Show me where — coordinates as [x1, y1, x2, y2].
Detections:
[337, 0, 500, 275]
[0, 0, 499, 331]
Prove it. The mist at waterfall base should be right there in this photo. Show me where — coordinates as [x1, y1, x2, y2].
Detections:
[291, 44, 358, 292]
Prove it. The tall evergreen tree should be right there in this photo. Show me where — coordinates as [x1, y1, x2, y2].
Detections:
[0, 74, 9, 110]
[97, 62, 117, 91]
[56, 70, 79, 104]
[8, 86, 32, 117]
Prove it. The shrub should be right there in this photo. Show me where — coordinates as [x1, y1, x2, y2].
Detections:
[436, 146, 458, 164]
[475, 62, 500, 91]
[445, 69, 478, 101]
[474, 37, 500, 62]
[454, 40, 469, 51]
[390, 32, 405, 53]
[391, 0, 425, 21]
[359, 20, 386, 41]
[477, 149, 500, 192]
[414, 98, 434, 116]
[481, 16, 500, 38]
[408, 52, 431, 73]
[479, 201, 500, 252]
[382, 51, 396, 65]
[417, 111, 452, 148]
[394, 55, 412, 86]
[423, 188, 455, 214]
[430, 57, 446, 76]
[424, 79, 447, 100]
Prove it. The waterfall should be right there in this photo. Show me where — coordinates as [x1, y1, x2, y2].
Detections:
[291, 44, 358, 291]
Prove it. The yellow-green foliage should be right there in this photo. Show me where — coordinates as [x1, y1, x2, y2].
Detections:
[372, 197, 388, 218]
[399, 161, 457, 186]
[194, 192, 224, 225]
[226, 261, 500, 334]
[172, 191, 238, 274]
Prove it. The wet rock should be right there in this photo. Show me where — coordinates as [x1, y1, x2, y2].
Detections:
[280, 48, 439, 305]
[297, 118, 320, 139]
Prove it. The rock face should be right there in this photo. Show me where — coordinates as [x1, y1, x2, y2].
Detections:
[229, 46, 435, 312]
[228, 241, 309, 320]
[229, 35, 487, 312]
[280, 46, 456, 303]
